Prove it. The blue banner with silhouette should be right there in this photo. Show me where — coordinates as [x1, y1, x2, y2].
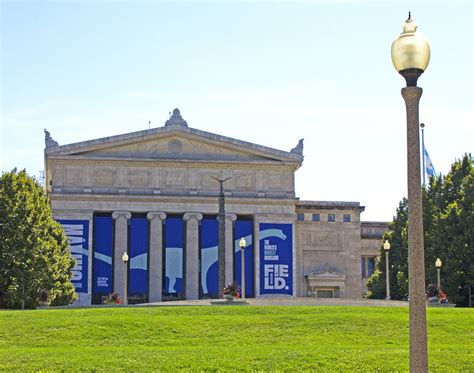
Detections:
[164, 217, 184, 295]
[92, 216, 113, 294]
[259, 223, 293, 295]
[200, 218, 219, 297]
[57, 219, 89, 293]
[129, 217, 148, 295]
[234, 219, 254, 297]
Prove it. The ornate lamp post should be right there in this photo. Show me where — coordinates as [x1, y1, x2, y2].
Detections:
[122, 251, 129, 305]
[435, 258, 442, 292]
[239, 237, 246, 299]
[383, 240, 391, 300]
[391, 12, 430, 372]
[211, 176, 232, 298]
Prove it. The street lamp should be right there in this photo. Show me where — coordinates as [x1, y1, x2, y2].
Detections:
[122, 251, 129, 305]
[435, 258, 442, 292]
[239, 237, 246, 299]
[391, 12, 430, 372]
[383, 240, 391, 300]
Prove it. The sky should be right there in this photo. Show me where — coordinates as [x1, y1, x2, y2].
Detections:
[1, 0, 473, 222]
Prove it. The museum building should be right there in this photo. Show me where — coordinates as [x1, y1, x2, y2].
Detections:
[44, 109, 387, 305]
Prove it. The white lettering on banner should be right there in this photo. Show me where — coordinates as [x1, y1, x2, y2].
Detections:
[263, 239, 279, 261]
[97, 277, 109, 287]
[62, 224, 86, 289]
[264, 264, 289, 290]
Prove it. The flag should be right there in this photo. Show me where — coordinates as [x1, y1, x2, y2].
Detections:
[424, 148, 436, 177]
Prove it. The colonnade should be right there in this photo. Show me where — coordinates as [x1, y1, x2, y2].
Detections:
[110, 210, 238, 302]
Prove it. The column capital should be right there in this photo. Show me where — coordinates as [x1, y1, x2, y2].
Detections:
[183, 212, 203, 221]
[146, 211, 167, 221]
[224, 213, 237, 222]
[112, 211, 132, 220]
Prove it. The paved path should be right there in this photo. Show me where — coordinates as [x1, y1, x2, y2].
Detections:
[141, 297, 409, 308]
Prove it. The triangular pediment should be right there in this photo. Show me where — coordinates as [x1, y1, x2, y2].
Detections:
[67, 133, 279, 162]
[45, 119, 303, 165]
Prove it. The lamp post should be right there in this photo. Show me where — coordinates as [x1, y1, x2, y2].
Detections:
[435, 258, 442, 292]
[391, 12, 430, 372]
[383, 240, 391, 300]
[239, 237, 246, 299]
[122, 251, 129, 305]
[211, 176, 232, 298]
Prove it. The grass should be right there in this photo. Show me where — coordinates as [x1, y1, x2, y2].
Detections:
[0, 306, 472, 371]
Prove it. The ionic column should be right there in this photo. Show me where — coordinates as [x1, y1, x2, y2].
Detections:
[112, 211, 132, 304]
[225, 213, 237, 285]
[147, 211, 167, 303]
[183, 212, 203, 300]
[253, 216, 261, 297]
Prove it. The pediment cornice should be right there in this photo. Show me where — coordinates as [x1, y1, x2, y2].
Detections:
[45, 115, 303, 166]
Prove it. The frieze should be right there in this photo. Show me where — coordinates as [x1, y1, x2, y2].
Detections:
[93, 168, 117, 187]
[64, 167, 83, 187]
[49, 157, 300, 171]
[127, 168, 151, 187]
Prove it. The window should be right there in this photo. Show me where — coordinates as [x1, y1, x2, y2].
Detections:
[316, 290, 334, 298]
[328, 214, 335, 222]
[297, 213, 305, 221]
[367, 257, 375, 276]
[312, 214, 320, 222]
[361, 256, 376, 279]
[343, 214, 351, 222]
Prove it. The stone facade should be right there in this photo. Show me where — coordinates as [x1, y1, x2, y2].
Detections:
[45, 109, 387, 305]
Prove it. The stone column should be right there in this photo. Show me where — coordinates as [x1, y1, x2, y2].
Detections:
[147, 211, 166, 303]
[224, 213, 237, 286]
[112, 211, 131, 304]
[183, 212, 203, 300]
[253, 217, 260, 297]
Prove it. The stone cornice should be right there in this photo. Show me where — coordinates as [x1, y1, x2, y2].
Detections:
[49, 193, 298, 206]
[47, 156, 300, 171]
[44, 122, 303, 164]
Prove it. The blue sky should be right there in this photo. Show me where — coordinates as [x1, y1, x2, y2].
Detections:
[1, 0, 472, 221]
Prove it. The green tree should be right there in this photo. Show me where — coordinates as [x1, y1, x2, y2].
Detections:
[0, 169, 77, 309]
[367, 154, 473, 306]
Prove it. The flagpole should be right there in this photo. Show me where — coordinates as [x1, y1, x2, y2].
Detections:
[420, 122, 426, 186]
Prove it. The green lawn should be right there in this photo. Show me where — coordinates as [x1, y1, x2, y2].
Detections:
[0, 306, 472, 371]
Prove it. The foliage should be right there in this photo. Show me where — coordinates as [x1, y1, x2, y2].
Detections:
[367, 154, 473, 306]
[104, 292, 121, 304]
[38, 289, 50, 303]
[223, 282, 240, 297]
[0, 306, 472, 370]
[0, 169, 77, 309]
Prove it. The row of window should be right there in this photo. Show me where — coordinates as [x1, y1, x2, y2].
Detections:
[297, 213, 351, 222]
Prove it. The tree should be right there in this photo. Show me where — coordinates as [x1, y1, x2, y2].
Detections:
[0, 169, 77, 309]
[367, 154, 473, 306]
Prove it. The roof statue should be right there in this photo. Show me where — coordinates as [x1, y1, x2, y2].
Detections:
[291, 138, 304, 155]
[165, 108, 188, 127]
[44, 129, 58, 148]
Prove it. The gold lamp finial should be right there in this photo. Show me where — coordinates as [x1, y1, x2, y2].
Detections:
[391, 13, 431, 86]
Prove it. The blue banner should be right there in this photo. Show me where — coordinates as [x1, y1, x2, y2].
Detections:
[92, 216, 113, 294]
[234, 219, 254, 297]
[129, 217, 149, 295]
[200, 218, 218, 297]
[259, 223, 293, 295]
[57, 220, 89, 293]
[164, 217, 184, 295]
